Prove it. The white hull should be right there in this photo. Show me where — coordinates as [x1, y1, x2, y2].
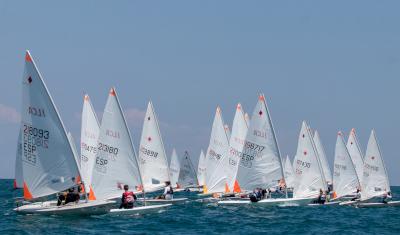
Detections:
[14, 200, 115, 215]
[109, 204, 172, 215]
[137, 198, 188, 205]
[356, 201, 400, 208]
[218, 197, 314, 207]
[307, 201, 341, 207]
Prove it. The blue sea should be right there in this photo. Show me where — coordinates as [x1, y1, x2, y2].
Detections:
[1, 179, 399, 234]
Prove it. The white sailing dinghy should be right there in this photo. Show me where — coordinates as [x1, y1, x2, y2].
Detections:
[197, 149, 206, 188]
[14, 51, 113, 215]
[136, 101, 187, 204]
[224, 103, 248, 194]
[177, 151, 198, 190]
[313, 131, 333, 187]
[219, 94, 290, 206]
[346, 128, 364, 184]
[344, 130, 400, 208]
[283, 155, 295, 190]
[14, 129, 23, 189]
[332, 132, 360, 201]
[169, 148, 181, 189]
[293, 121, 329, 206]
[87, 88, 170, 214]
[201, 106, 230, 195]
[80, 94, 100, 194]
[138, 101, 171, 192]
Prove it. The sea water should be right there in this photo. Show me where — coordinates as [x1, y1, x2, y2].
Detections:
[1, 179, 399, 234]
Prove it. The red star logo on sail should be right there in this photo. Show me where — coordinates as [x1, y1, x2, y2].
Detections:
[303, 150, 307, 155]
[148, 137, 152, 142]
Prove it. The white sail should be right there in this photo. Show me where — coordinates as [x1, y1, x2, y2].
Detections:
[224, 124, 231, 140]
[67, 132, 81, 173]
[203, 106, 229, 193]
[293, 121, 327, 198]
[361, 130, 390, 201]
[169, 149, 180, 188]
[14, 129, 23, 189]
[197, 150, 206, 186]
[178, 151, 198, 187]
[80, 94, 100, 193]
[90, 88, 142, 200]
[138, 101, 170, 192]
[236, 95, 285, 192]
[244, 113, 250, 126]
[313, 131, 333, 184]
[20, 51, 80, 200]
[346, 128, 364, 184]
[284, 155, 295, 189]
[333, 132, 360, 198]
[225, 103, 248, 193]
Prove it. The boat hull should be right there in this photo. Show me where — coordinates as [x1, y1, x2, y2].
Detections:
[109, 204, 172, 215]
[218, 197, 315, 206]
[14, 200, 115, 215]
[137, 198, 188, 205]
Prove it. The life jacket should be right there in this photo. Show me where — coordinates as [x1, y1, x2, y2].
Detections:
[123, 191, 135, 203]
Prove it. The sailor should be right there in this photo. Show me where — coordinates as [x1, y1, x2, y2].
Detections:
[65, 187, 80, 205]
[382, 191, 392, 204]
[163, 181, 174, 200]
[249, 188, 261, 203]
[317, 189, 326, 204]
[351, 188, 361, 201]
[57, 190, 68, 206]
[119, 185, 137, 209]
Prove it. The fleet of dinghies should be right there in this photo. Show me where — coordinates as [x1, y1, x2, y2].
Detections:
[13, 51, 399, 216]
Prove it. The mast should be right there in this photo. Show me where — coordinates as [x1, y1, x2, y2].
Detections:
[261, 93, 288, 198]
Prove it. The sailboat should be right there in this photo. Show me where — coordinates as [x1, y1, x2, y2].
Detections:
[346, 128, 364, 184]
[14, 51, 113, 215]
[14, 129, 23, 189]
[224, 103, 248, 194]
[197, 150, 206, 187]
[332, 132, 360, 200]
[202, 106, 230, 195]
[138, 101, 170, 192]
[80, 94, 100, 194]
[219, 94, 290, 206]
[287, 121, 327, 206]
[177, 151, 198, 190]
[345, 130, 400, 208]
[283, 155, 295, 190]
[169, 149, 181, 189]
[87, 87, 171, 214]
[136, 101, 188, 204]
[313, 131, 333, 186]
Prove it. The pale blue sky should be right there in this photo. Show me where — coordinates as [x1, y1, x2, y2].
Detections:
[1, 1, 400, 184]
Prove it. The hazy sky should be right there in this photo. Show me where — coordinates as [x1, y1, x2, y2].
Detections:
[1, 1, 400, 185]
